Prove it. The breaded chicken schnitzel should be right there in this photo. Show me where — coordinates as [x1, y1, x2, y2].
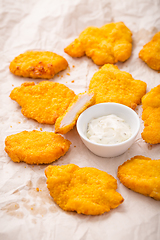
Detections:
[9, 50, 68, 79]
[55, 91, 95, 134]
[141, 85, 160, 144]
[45, 164, 124, 215]
[64, 22, 132, 65]
[10, 81, 76, 124]
[89, 64, 147, 109]
[139, 31, 160, 71]
[118, 156, 160, 200]
[5, 130, 71, 164]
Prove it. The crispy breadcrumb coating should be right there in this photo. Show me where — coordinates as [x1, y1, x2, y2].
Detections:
[55, 91, 95, 134]
[141, 85, 160, 144]
[45, 164, 124, 215]
[64, 22, 132, 65]
[89, 64, 147, 109]
[118, 156, 160, 200]
[139, 32, 160, 70]
[5, 130, 71, 164]
[10, 81, 76, 124]
[9, 51, 68, 79]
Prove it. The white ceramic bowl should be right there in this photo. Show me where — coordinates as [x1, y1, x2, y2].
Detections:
[76, 103, 140, 157]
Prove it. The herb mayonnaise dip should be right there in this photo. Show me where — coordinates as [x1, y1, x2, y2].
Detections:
[86, 114, 132, 145]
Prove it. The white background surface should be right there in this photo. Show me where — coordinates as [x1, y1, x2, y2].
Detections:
[0, 0, 160, 239]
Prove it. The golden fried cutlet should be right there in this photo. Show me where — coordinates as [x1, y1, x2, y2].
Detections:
[10, 81, 76, 124]
[142, 85, 160, 110]
[141, 85, 160, 144]
[118, 156, 160, 200]
[5, 130, 71, 164]
[55, 91, 95, 134]
[64, 22, 132, 65]
[9, 50, 68, 79]
[89, 64, 147, 109]
[45, 164, 124, 215]
[139, 31, 160, 71]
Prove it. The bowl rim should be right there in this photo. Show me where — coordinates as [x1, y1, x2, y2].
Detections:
[76, 102, 140, 147]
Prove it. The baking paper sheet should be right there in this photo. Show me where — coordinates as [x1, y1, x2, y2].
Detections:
[0, 0, 160, 239]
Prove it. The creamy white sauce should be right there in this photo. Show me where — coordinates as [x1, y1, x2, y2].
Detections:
[86, 114, 132, 145]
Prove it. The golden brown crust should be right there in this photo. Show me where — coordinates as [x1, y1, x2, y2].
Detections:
[5, 130, 71, 164]
[55, 91, 95, 134]
[118, 156, 160, 200]
[10, 81, 76, 124]
[64, 22, 132, 65]
[45, 164, 124, 215]
[139, 31, 160, 71]
[141, 85, 160, 144]
[9, 50, 68, 79]
[89, 64, 147, 109]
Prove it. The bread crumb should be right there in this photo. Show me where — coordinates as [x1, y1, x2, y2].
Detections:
[31, 207, 33, 210]
[72, 65, 75, 68]
[40, 128, 42, 131]
[67, 73, 70, 76]
[71, 80, 74, 83]
[36, 188, 39, 192]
